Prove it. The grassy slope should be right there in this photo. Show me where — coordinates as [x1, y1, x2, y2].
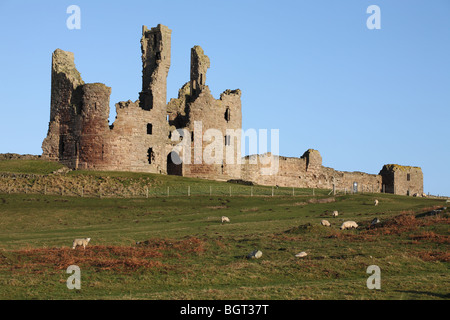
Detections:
[0, 192, 448, 300]
[0, 159, 64, 175]
[0, 159, 448, 300]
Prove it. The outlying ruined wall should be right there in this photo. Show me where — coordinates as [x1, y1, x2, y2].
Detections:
[0, 154, 41, 161]
[241, 150, 382, 191]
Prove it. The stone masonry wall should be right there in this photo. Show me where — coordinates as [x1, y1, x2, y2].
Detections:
[242, 151, 382, 191]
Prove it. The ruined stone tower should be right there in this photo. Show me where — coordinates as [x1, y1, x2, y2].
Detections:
[190, 46, 210, 99]
[379, 164, 423, 195]
[138, 24, 172, 173]
[140, 25, 171, 111]
[166, 45, 242, 180]
[42, 49, 112, 169]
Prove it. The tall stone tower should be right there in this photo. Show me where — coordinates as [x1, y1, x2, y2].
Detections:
[139, 24, 172, 172]
[140, 24, 171, 111]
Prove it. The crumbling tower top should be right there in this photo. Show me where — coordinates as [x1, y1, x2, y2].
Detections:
[139, 24, 172, 111]
[190, 45, 210, 99]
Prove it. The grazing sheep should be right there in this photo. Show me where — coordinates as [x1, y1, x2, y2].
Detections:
[295, 252, 308, 258]
[247, 250, 263, 259]
[371, 218, 380, 226]
[374, 199, 379, 206]
[423, 193, 428, 198]
[221, 216, 230, 224]
[321, 220, 331, 227]
[72, 238, 91, 249]
[332, 211, 339, 217]
[340, 221, 358, 230]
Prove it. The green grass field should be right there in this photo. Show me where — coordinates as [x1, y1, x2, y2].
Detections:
[0, 159, 448, 300]
[0, 159, 64, 175]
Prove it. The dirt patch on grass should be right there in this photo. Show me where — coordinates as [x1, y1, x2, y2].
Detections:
[307, 197, 335, 204]
[416, 250, 450, 262]
[136, 237, 207, 255]
[366, 213, 450, 236]
[240, 207, 259, 212]
[410, 231, 450, 244]
[330, 232, 377, 242]
[284, 223, 324, 235]
[206, 205, 228, 210]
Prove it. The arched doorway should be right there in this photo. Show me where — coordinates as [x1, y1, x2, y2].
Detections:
[167, 151, 182, 176]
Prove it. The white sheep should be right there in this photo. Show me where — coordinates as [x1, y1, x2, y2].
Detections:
[295, 252, 308, 258]
[332, 210, 339, 217]
[340, 221, 358, 230]
[374, 199, 379, 206]
[72, 238, 91, 249]
[321, 220, 331, 227]
[247, 250, 263, 259]
[221, 216, 230, 224]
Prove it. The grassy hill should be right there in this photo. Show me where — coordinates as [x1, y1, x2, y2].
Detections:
[0, 159, 448, 300]
[0, 158, 65, 175]
[0, 158, 330, 197]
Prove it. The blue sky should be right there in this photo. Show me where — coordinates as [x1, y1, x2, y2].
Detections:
[0, 0, 449, 196]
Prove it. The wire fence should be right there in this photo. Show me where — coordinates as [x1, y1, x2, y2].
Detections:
[0, 182, 334, 199]
[0, 181, 444, 199]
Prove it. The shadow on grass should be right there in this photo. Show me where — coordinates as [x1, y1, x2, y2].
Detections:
[395, 290, 449, 299]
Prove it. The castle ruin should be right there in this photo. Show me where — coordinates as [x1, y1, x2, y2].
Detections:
[41, 24, 423, 196]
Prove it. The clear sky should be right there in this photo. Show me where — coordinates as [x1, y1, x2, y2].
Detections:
[0, 0, 449, 196]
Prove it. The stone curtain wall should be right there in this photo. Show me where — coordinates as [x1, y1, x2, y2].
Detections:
[242, 151, 382, 192]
